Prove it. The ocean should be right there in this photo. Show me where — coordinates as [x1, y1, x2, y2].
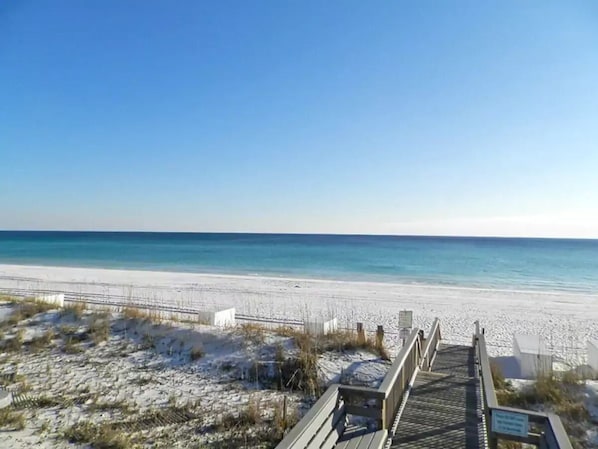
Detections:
[0, 231, 597, 293]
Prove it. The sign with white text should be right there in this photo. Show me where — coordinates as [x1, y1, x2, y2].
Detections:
[492, 410, 528, 437]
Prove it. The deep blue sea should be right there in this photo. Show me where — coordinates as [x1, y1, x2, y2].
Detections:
[0, 231, 597, 293]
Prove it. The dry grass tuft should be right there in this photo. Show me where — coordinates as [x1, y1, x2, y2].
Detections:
[6, 309, 24, 327]
[322, 330, 389, 359]
[36, 395, 63, 408]
[3, 329, 25, 352]
[279, 335, 320, 395]
[29, 328, 56, 352]
[492, 365, 589, 446]
[0, 408, 26, 430]
[89, 313, 111, 344]
[239, 323, 266, 344]
[61, 302, 87, 320]
[190, 346, 204, 361]
[273, 326, 303, 338]
[490, 361, 511, 390]
[88, 399, 134, 415]
[40, 419, 51, 433]
[217, 397, 262, 430]
[8, 299, 58, 326]
[122, 305, 162, 324]
[63, 421, 133, 449]
[275, 343, 285, 363]
[0, 294, 20, 303]
[208, 398, 298, 448]
[262, 329, 389, 395]
[63, 336, 84, 354]
[272, 397, 298, 434]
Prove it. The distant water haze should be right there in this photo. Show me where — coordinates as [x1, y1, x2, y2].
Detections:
[0, 231, 597, 294]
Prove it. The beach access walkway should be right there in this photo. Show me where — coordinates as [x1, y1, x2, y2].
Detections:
[390, 343, 482, 449]
[275, 320, 573, 449]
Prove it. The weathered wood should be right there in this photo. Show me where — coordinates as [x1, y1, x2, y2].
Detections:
[336, 430, 387, 449]
[339, 385, 385, 400]
[306, 406, 345, 449]
[475, 327, 573, 449]
[391, 345, 482, 449]
[376, 325, 384, 349]
[336, 432, 373, 449]
[344, 404, 382, 420]
[420, 318, 441, 370]
[378, 328, 421, 429]
[276, 385, 342, 449]
[378, 329, 420, 395]
[367, 430, 389, 449]
[356, 323, 365, 345]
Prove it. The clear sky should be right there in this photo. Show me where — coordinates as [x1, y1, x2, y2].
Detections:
[1, 1, 597, 237]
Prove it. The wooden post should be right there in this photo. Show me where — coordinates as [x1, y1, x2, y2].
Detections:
[380, 399, 389, 430]
[376, 325, 384, 350]
[356, 322, 365, 345]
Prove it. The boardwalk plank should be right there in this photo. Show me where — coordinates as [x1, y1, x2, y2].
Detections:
[391, 344, 483, 449]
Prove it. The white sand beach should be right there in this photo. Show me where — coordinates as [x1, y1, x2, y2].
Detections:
[1, 264, 597, 364]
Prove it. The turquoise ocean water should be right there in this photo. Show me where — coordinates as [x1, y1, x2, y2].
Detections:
[0, 231, 597, 293]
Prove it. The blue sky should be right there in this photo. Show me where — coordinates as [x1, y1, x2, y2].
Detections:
[1, 1, 597, 237]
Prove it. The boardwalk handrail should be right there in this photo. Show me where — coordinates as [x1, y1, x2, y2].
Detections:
[275, 326, 430, 449]
[420, 318, 441, 370]
[377, 327, 422, 430]
[474, 322, 573, 449]
[275, 385, 344, 449]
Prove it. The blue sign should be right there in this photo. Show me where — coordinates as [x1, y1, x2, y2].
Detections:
[492, 410, 528, 437]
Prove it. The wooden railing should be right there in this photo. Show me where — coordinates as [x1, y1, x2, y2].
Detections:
[474, 321, 573, 449]
[377, 327, 422, 429]
[275, 325, 433, 449]
[274, 385, 345, 449]
[420, 318, 441, 371]
[336, 327, 424, 430]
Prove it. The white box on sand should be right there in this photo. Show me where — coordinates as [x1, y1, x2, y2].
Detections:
[304, 318, 338, 336]
[588, 340, 598, 371]
[513, 334, 551, 378]
[0, 391, 11, 409]
[34, 293, 64, 308]
[197, 308, 235, 327]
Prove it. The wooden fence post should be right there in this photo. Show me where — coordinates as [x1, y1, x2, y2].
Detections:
[356, 322, 365, 345]
[376, 325, 384, 349]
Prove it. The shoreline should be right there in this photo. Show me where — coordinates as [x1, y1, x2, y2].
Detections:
[0, 262, 596, 298]
[1, 263, 597, 361]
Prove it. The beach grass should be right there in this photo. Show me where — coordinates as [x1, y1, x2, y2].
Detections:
[492, 365, 590, 446]
[0, 409, 25, 431]
[61, 301, 87, 320]
[63, 421, 134, 449]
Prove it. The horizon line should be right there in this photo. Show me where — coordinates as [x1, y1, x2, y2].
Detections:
[1, 229, 597, 241]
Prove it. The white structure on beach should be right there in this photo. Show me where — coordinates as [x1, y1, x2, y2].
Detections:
[197, 307, 235, 327]
[0, 391, 11, 409]
[34, 293, 64, 308]
[304, 317, 338, 336]
[513, 334, 552, 378]
[588, 339, 598, 372]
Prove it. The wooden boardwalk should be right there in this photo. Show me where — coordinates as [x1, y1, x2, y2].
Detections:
[390, 344, 483, 449]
